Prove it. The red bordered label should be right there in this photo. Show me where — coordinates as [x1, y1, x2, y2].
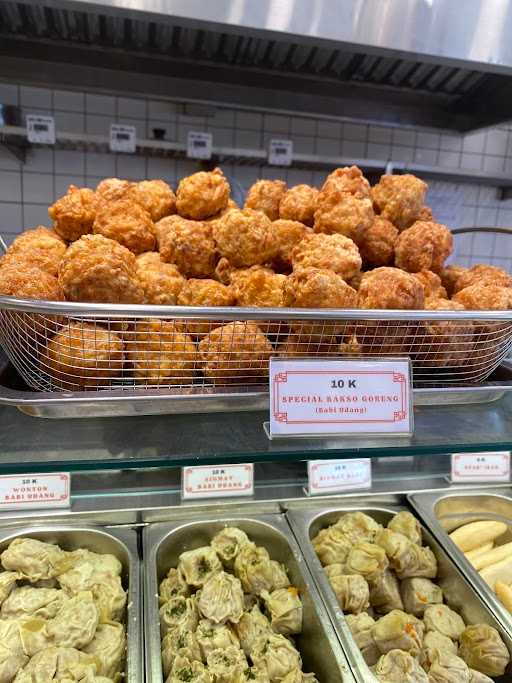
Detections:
[0, 473, 70, 510]
[182, 464, 254, 500]
[451, 452, 510, 483]
[308, 459, 372, 495]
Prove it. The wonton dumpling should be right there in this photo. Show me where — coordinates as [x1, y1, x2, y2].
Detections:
[234, 604, 272, 656]
[251, 633, 302, 682]
[160, 596, 199, 636]
[372, 609, 424, 656]
[324, 564, 345, 582]
[178, 547, 222, 588]
[345, 613, 380, 666]
[458, 623, 510, 677]
[46, 591, 99, 649]
[161, 627, 202, 677]
[63, 549, 122, 581]
[387, 511, 422, 545]
[312, 527, 352, 566]
[88, 575, 126, 622]
[423, 605, 465, 641]
[18, 617, 51, 656]
[1, 538, 71, 582]
[0, 572, 21, 606]
[419, 630, 457, 670]
[345, 542, 388, 582]
[82, 622, 126, 678]
[375, 530, 437, 579]
[334, 512, 382, 544]
[206, 645, 247, 683]
[468, 670, 494, 683]
[234, 545, 275, 595]
[400, 577, 442, 617]
[195, 618, 239, 660]
[13, 646, 98, 682]
[159, 568, 189, 603]
[269, 561, 290, 590]
[261, 587, 303, 635]
[428, 650, 471, 683]
[0, 619, 28, 682]
[369, 569, 403, 614]
[210, 527, 250, 568]
[373, 649, 429, 682]
[1, 586, 68, 620]
[198, 570, 244, 624]
[396, 544, 437, 580]
[168, 655, 213, 683]
[281, 671, 319, 683]
[328, 574, 369, 614]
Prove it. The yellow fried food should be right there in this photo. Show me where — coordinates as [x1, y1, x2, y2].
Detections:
[395, 220, 453, 273]
[357, 217, 398, 267]
[284, 267, 357, 309]
[48, 186, 97, 242]
[270, 219, 312, 272]
[127, 179, 176, 222]
[2, 227, 67, 277]
[321, 166, 371, 198]
[244, 179, 287, 220]
[231, 266, 287, 307]
[291, 233, 362, 281]
[372, 174, 427, 231]
[313, 189, 374, 243]
[277, 335, 337, 358]
[128, 319, 197, 385]
[417, 205, 434, 221]
[136, 251, 185, 305]
[156, 215, 218, 278]
[95, 177, 132, 202]
[213, 209, 277, 268]
[0, 263, 62, 301]
[341, 321, 418, 357]
[454, 264, 512, 293]
[453, 284, 512, 310]
[279, 184, 318, 226]
[357, 267, 425, 309]
[177, 278, 235, 338]
[59, 234, 144, 303]
[412, 270, 448, 300]
[93, 198, 156, 254]
[198, 321, 273, 384]
[42, 322, 124, 390]
[415, 298, 474, 368]
[176, 167, 230, 220]
[440, 264, 468, 297]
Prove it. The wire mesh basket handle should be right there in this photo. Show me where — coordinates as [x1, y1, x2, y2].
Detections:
[0, 234, 7, 254]
[451, 227, 512, 236]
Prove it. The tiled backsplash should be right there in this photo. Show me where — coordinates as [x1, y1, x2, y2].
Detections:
[0, 80, 511, 268]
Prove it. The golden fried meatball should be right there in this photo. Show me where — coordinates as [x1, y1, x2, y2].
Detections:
[3, 227, 67, 277]
[231, 266, 287, 307]
[347, 271, 364, 290]
[321, 166, 371, 199]
[284, 267, 357, 309]
[412, 270, 448, 300]
[156, 215, 218, 278]
[279, 184, 318, 226]
[415, 298, 474, 368]
[127, 319, 197, 385]
[127, 179, 176, 222]
[136, 252, 185, 305]
[357, 267, 425, 309]
[453, 284, 512, 310]
[244, 180, 287, 220]
[59, 234, 144, 304]
[213, 209, 277, 268]
[313, 189, 374, 243]
[48, 186, 97, 242]
[417, 205, 434, 221]
[95, 178, 132, 202]
[453, 264, 512, 293]
[341, 321, 418, 357]
[277, 335, 338, 358]
[93, 198, 156, 254]
[0, 263, 62, 301]
[198, 321, 273, 384]
[177, 278, 235, 338]
[291, 233, 362, 281]
[372, 174, 427, 230]
[357, 217, 398, 267]
[395, 220, 453, 273]
[42, 322, 124, 390]
[440, 264, 468, 297]
[176, 167, 230, 220]
[270, 219, 312, 272]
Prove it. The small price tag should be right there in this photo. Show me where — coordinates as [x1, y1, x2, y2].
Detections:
[26, 115, 55, 144]
[451, 452, 511, 483]
[187, 131, 212, 160]
[109, 124, 137, 153]
[269, 358, 412, 438]
[182, 463, 254, 500]
[0, 473, 70, 510]
[308, 458, 371, 496]
[268, 139, 293, 166]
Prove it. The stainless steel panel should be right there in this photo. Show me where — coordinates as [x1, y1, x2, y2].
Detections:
[143, 513, 356, 682]
[0, 524, 141, 683]
[287, 503, 512, 683]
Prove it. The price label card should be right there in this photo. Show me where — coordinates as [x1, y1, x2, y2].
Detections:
[187, 131, 212, 160]
[308, 458, 371, 496]
[451, 452, 511, 483]
[0, 473, 70, 510]
[268, 139, 293, 166]
[182, 463, 254, 500]
[26, 115, 55, 144]
[109, 124, 137, 153]
[269, 358, 412, 438]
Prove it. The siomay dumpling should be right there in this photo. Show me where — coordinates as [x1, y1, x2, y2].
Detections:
[206, 645, 247, 683]
[234, 545, 275, 595]
[261, 587, 303, 635]
[312, 527, 352, 567]
[251, 633, 302, 682]
[82, 622, 126, 678]
[160, 596, 199, 636]
[334, 512, 382, 544]
[458, 623, 510, 677]
[178, 547, 222, 588]
[161, 628, 201, 677]
[423, 605, 465, 641]
[375, 530, 437, 579]
[269, 561, 290, 590]
[281, 671, 319, 683]
[195, 618, 240, 660]
[167, 655, 213, 683]
[345, 613, 380, 666]
[344, 542, 388, 582]
[387, 511, 422, 545]
[428, 650, 471, 683]
[400, 577, 443, 617]
[1, 586, 69, 620]
[328, 573, 369, 614]
[372, 609, 424, 656]
[373, 649, 429, 682]
[419, 630, 457, 670]
[46, 591, 99, 650]
[368, 569, 403, 614]
[234, 604, 272, 656]
[233, 666, 270, 683]
[198, 570, 244, 624]
[210, 527, 250, 568]
[1, 538, 71, 582]
[159, 568, 189, 603]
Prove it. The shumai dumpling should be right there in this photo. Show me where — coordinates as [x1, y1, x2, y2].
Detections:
[328, 574, 370, 614]
[0, 619, 28, 681]
[1, 586, 69, 620]
[178, 547, 222, 588]
[345, 542, 389, 582]
[369, 569, 403, 614]
[198, 571, 244, 624]
[400, 577, 443, 617]
[375, 529, 437, 580]
[345, 613, 380, 666]
[423, 605, 465, 641]
[261, 587, 302, 635]
[0, 572, 21, 606]
[1, 538, 71, 582]
[233, 666, 272, 683]
[251, 633, 302, 682]
[387, 511, 422, 545]
[373, 649, 429, 682]
[428, 650, 471, 683]
[468, 671, 495, 683]
[168, 655, 213, 683]
[234, 545, 275, 595]
[46, 591, 99, 649]
[211, 527, 250, 568]
[419, 630, 457, 670]
[161, 627, 202, 677]
[269, 561, 290, 590]
[372, 609, 424, 656]
[234, 604, 272, 656]
[458, 624, 510, 677]
[281, 672, 319, 683]
[334, 512, 382, 544]
[195, 618, 240, 660]
[312, 527, 352, 567]
[82, 622, 126, 678]
[159, 596, 199, 636]
[159, 568, 189, 603]
[206, 646, 247, 683]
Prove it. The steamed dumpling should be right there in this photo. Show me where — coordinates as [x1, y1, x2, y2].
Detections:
[178, 547, 222, 588]
[161, 627, 202, 677]
[0, 619, 29, 681]
[372, 609, 424, 656]
[46, 591, 99, 649]
[82, 622, 126, 678]
[401, 577, 442, 617]
[261, 587, 303, 635]
[13, 646, 98, 681]
[1, 538, 71, 582]
[0, 572, 21, 606]
[160, 596, 199, 636]
[368, 569, 403, 614]
[334, 512, 382, 544]
[428, 650, 471, 683]
[1, 586, 69, 620]
[168, 655, 213, 683]
[328, 573, 370, 614]
[281, 671, 319, 683]
[458, 623, 510, 677]
[269, 561, 290, 590]
[345, 613, 380, 666]
[195, 618, 239, 660]
[206, 645, 247, 683]
[251, 633, 302, 682]
[419, 630, 457, 670]
[159, 568, 189, 603]
[373, 649, 429, 682]
[198, 570, 244, 624]
[387, 511, 422, 545]
[233, 604, 272, 656]
[234, 545, 275, 595]
[312, 527, 352, 566]
[210, 528, 250, 568]
[345, 542, 388, 582]
[423, 605, 465, 641]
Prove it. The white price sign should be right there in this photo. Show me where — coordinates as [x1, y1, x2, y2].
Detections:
[187, 131, 212, 160]
[0, 473, 70, 510]
[268, 139, 293, 166]
[109, 124, 136, 153]
[26, 115, 55, 144]
[451, 452, 511, 483]
[182, 463, 254, 500]
[308, 458, 372, 496]
[268, 358, 412, 438]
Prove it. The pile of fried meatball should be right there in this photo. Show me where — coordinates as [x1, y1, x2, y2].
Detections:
[0, 166, 510, 391]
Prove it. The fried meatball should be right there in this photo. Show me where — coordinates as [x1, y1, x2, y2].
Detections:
[440, 264, 468, 297]
[95, 178, 132, 202]
[93, 198, 156, 255]
[127, 179, 176, 222]
[156, 215, 218, 278]
[42, 322, 124, 390]
[453, 264, 512, 293]
[176, 167, 230, 220]
[127, 319, 197, 385]
[231, 266, 287, 308]
[341, 321, 418, 357]
[279, 184, 318, 226]
[415, 298, 474, 368]
[213, 209, 277, 268]
[136, 251, 185, 305]
[2, 227, 67, 277]
[453, 284, 512, 310]
[412, 270, 448, 300]
[198, 321, 273, 384]
[0, 263, 62, 301]
[48, 186, 97, 242]
[245, 180, 287, 221]
[395, 220, 453, 273]
[291, 233, 362, 281]
[321, 166, 371, 199]
[417, 205, 434, 221]
[277, 335, 338, 358]
[314, 189, 374, 243]
[59, 234, 144, 304]
[270, 219, 312, 272]
[357, 267, 425, 309]
[347, 271, 364, 291]
[358, 217, 398, 267]
[177, 278, 235, 338]
[372, 174, 427, 230]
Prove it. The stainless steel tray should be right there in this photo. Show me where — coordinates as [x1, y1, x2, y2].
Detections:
[287, 503, 512, 683]
[0, 524, 142, 683]
[143, 513, 356, 683]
